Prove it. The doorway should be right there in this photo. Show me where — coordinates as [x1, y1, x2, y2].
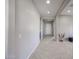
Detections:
[43, 20, 54, 38]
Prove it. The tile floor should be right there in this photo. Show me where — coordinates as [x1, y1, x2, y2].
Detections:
[29, 37, 73, 59]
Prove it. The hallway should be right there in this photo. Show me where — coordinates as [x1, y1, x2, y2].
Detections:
[6, 0, 73, 59]
[29, 38, 73, 59]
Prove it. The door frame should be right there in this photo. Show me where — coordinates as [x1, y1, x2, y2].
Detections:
[43, 19, 54, 38]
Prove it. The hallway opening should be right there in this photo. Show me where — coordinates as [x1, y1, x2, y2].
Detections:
[5, 0, 73, 59]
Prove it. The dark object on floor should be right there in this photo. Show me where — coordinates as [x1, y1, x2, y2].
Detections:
[68, 37, 73, 42]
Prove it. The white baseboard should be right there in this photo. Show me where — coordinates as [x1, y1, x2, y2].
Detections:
[26, 41, 40, 59]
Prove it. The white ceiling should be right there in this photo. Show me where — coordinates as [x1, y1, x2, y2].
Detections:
[61, 0, 73, 16]
[33, 0, 64, 17]
[32, 0, 72, 18]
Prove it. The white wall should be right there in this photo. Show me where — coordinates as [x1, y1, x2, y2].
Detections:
[15, 0, 40, 59]
[7, 0, 16, 59]
[55, 15, 73, 40]
[5, 0, 9, 59]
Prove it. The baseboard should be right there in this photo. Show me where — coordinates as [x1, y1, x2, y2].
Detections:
[26, 41, 40, 59]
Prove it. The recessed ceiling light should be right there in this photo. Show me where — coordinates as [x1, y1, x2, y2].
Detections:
[48, 11, 50, 14]
[46, 0, 50, 4]
[67, 10, 71, 13]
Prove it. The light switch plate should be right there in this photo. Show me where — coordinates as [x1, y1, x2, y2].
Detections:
[19, 34, 22, 39]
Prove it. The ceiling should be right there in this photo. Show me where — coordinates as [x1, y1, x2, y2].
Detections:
[33, 0, 64, 17]
[32, 0, 72, 18]
[61, 0, 73, 16]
